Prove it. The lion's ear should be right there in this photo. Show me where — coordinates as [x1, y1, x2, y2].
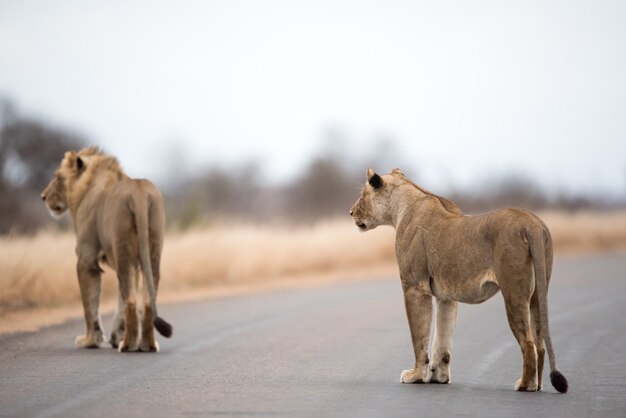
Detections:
[76, 156, 85, 172]
[64, 151, 77, 168]
[64, 151, 87, 175]
[367, 168, 383, 189]
[74, 155, 92, 176]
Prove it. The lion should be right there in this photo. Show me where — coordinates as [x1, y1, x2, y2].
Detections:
[41, 147, 173, 352]
[350, 168, 568, 393]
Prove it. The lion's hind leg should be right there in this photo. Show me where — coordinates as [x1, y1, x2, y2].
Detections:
[530, 289, 545, 391]
[502, 290, 538, 392]
[118, 264, 140, 352]
[138, 277, 159, 352]
[119, 296, 139, 352]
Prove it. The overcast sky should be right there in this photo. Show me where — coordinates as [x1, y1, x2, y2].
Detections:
[1, 0, 625, 196]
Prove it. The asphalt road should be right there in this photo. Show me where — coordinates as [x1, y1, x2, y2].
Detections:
[1, 253, 625, 418]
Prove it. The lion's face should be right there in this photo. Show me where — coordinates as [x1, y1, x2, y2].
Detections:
[350, 168, 393, 231]
[41, 171, 68, 219]
[41, 151, 82, 219]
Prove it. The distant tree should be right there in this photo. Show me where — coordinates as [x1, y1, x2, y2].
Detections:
[286, 151, 356, 220]
[450, 175, 548, 213]
[0, 98, 86, 234]
[165, 161, 266, 227]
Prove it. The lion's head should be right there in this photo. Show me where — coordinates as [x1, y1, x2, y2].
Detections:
[41, 151, 81, 218]
[350, 168, 405, 231]
[41, 169, 68, 219]
[41, 147, 109, 218]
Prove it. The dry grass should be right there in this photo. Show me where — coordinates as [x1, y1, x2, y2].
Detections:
[0, 220, 396, 317]
[161, 220, 395, 289]
[540, 210, 626, 253]
[0, 233, 78, 314]
[1, 211, 625, 320]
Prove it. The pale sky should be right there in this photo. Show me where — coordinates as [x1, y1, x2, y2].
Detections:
[1, 0, 625, 196]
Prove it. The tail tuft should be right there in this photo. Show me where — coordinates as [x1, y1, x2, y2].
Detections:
[550, 370, 568, 393]
[154, 316, 173, 338]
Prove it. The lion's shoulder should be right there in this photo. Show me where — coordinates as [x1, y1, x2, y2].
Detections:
[399, 177, 463, 216]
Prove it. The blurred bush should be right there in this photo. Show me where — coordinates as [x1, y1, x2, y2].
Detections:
[1, 97, 622, 235]
[0, 99, 86, 234]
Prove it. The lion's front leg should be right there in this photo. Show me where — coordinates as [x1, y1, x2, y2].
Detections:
[400, 288, 433, 384]
[430, 299, 458, 384]
[109, 292, 125, 348]
[75, 256, 105, 348]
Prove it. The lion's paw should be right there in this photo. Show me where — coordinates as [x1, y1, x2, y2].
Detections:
[429, 368, 451, 384]
[515, 378, 538, 392]
[117, 339, 136, 353]
[75, 331, 104, 349]
[109, 328, 124, 349]
[429, 361, 451, 383]
[401, 368, 428, 384]
[109, 336, 119, 349]
[139, 340, 159, 353]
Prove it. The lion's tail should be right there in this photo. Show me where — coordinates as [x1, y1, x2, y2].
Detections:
[527, 225, 567, 393]
[132, 191, 173, 339]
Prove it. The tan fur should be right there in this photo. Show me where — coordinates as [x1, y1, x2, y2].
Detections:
[42, 147, 165, 352]
[351, 168, 567, 392]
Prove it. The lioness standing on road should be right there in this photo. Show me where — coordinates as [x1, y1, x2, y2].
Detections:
[350, 168, 568, 393]
[41, 147, 172, 352]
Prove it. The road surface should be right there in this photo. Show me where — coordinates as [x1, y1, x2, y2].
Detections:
[1, 253, 625, 417]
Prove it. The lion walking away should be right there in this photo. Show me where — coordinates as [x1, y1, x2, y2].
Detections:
[350, 168, 568, 393]
[41, 147, 173, 352]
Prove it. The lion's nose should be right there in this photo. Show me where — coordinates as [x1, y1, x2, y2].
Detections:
[41, 194, 46, 201]
[349, 209, 353, 216]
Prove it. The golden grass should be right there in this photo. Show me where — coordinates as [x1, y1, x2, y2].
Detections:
[1, 211, 625, 320]
[161, 220, 395, 289]
[0, 232, 78, 314]
[0, 220, 396, 317]
[540, 210, 626, 253]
